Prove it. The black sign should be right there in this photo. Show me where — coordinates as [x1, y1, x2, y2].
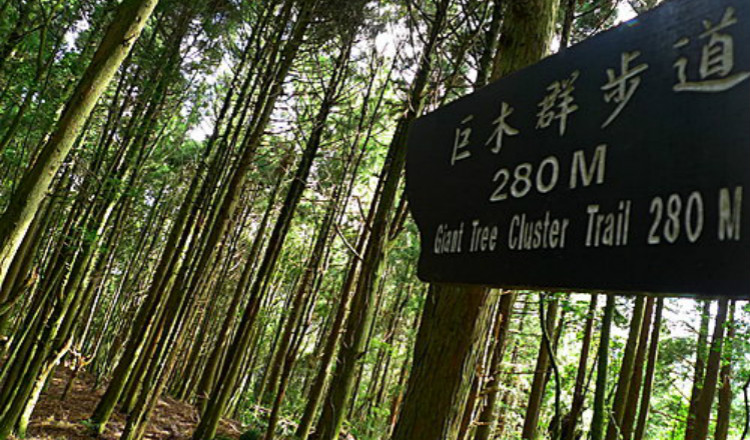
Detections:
[406, 0, 750, 297]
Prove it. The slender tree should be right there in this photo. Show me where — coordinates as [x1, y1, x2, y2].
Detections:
[0, 0, 159, 289]
[685, 300, 712, 440]
[561, 294, 598, 440]
[591, 294, 615, 440]
[692, 298, 730, 440]
[605, 296, 646, 440]
[633, 298, 664, 440]
[714, 301, 736, 440]
[392, 0, 560, 435]
[190, 2, 322, 438]
[0, 2, 159, 438]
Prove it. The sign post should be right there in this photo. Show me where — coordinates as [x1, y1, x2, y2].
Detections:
[406, 0, 750, 297]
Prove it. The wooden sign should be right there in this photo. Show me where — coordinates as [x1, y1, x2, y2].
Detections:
[406, 0, 750, 297]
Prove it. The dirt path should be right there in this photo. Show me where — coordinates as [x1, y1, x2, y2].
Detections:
[22, 367, 242, 440]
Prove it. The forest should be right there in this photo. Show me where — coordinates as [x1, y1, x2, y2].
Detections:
[0, 0, 747, 439]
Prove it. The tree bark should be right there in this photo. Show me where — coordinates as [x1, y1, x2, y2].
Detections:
[392, 0, 558, 437]
[633, 298, 664, 440]
[560, 294, 598, 440]
[714, 300, 735, 440]
[474, 0, 504, 89]
[605, 295, 646, 440]
[473, 293, 517, 440]
[190, 3, 318, 439]
[390, 285, 495, 440]
[684, 300, 712, 440]
[521, 296, 559, 440]
[560, 0, 576, 49]
[0, 0, 158, 291]
[591, 294, 615, 440]
[620, 297, 656, 439]
[692, 298, 730, 440]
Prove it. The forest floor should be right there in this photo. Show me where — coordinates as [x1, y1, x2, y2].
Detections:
[21, 367, 243, 440]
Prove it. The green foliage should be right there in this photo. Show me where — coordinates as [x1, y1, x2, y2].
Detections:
[239, 429, 262, 440]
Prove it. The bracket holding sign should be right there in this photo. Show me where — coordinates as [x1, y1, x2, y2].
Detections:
[405, 0, 750, 298]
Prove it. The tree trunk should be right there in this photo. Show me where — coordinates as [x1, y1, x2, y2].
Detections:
[0, 0, 158, 291]
[684, 300, 712, 440]
[390, 285, 495, 440]
[294, 221, 367, 439]
[633, 298, 664, 440]
[620, 297, 656, 440]
[560, 0, 576, 49]
[392, 0, 558, 436]
[714, 301, 735, 440]
[88, 3, 271, 432]
[692, 298, 730, 440]
[312, 2, 452, 438]
[591, 294, 615, 440]
[257, 36, 355, 440]
[605, 295, 646, 440]
[293, 49, 392, 440]
[474, 0, 504, 89]
[472, 294, 517, 440]
[521, 296, 559, 440]
[714, 301, 737, 440]
[190, 4, 318, 439]
[457, 369, 482, 440]
[560, 294, 598, 440]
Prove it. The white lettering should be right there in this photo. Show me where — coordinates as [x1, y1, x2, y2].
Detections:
[586, 201, 632, 247]
[508, 211, 569, 251]
[719, 186, 742, 241]
[570, 144, 607, 189]
[434, 222, 465, 254]
[470, 220, 498, 252]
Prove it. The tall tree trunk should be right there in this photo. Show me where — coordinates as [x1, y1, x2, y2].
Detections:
[605, 296, 646, 440]
[692, 298, 730, 440]
[714, 301, 735, 440]
[313, 117, 409, 439]
[560, 294, 597, 440]
[0, 0, 158, 291]
[684, 300, 712, 440]
[293, 49, 392, 440]
[560, 0, 576, 49]
[190, 4, 319, 439]
[591, 294, 615, 440]
[312, 2, 452, 438]
[294, 218, 369, 440]
[621, 297, 656, 440]
[258, 38, 352, 412]
[0, 5, 156, 439]
[195, 174, 282, 413]
[457, 367, 482, 440]
[0, 198, 47, 329]
[473, 293, 517, 440]
[260, 36, 356, 440]
[392, 0, 558, 437]
[491, 0, 558, 80]
[474, 0, 504, 89]
[633, 298, 664, 440]
[521, 296, 559, 440]
[87, 13, 258, 431]
[390, 285, 495, 440]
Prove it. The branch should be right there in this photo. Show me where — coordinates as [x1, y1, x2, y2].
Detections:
[334, 223, 363, 261]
